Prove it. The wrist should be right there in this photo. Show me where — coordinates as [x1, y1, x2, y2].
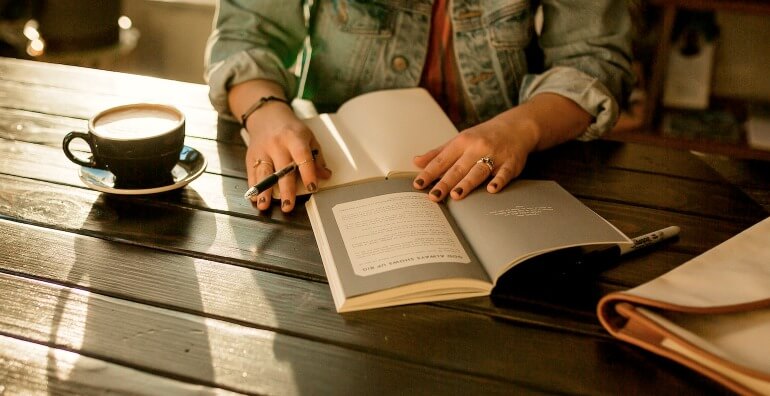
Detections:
[244, 100, 299, 139]
[495, 108, 542, 154]
[240, 96, 291, 126]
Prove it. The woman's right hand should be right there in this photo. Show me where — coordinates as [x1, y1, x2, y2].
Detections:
[230, 80, 331, 212]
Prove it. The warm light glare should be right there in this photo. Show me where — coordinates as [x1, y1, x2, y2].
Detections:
[320, 114, 358, 171]
[27, 38, 45, 57]
[118, 15, 132, 30]
[23, 19, 40, 40]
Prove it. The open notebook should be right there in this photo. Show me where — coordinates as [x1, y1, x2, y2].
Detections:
[598, 217, 770, 395]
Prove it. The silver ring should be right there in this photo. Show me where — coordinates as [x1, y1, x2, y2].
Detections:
[253, 159, 274, 169]
[476, 155, 494, 172]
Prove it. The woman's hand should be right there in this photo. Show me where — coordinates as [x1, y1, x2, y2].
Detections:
[412, 115, 538, 202]
[245, 103, 331, 212]
[412, 93, 592, 201]
[231, 80, 331, 212]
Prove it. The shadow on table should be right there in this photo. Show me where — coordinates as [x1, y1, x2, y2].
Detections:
[214, 118, 389, 394]
[490, 247, 621, 315]
[46, 190, 218, 391]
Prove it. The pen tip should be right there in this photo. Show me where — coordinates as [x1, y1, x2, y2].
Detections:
[244, 187, 258, 200]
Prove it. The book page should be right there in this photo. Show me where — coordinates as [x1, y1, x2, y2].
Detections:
[448, 180, 631, 280]
[333, 192, 470, 276]
[311, 178, 490, 298]
[238, 112, 382, 196]
[335, 88, 458, 176]
[303, 114, 382, 189]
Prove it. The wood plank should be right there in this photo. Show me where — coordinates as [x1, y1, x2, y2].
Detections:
[0, 334, 238, 395]
[583, 199, 752, 255]
[649, 0, 770, 14]
[0, 101, 726, 184]
[605, 129, 770, 162]
[3, 128, 763, 229]
[0, 143, 757, 291]
[3, 99, 763, 223]
[0, 57, 215, 111]
[2, 56, 746, 396]
[0, 174, 323, 279]
[0, 80, 222, 141]
[0, 220, 726, 394]
[0, 108, 85, 145]
[0, 272, 548, 395]
[526, 146, 767, 223]
[0, 209, 622, 342]
[1, 168, 751, 349]
[0, 135, 308, 226]
[696, 153, 770, 212]
[556, 140, 725, 182]
[0, 173, 685, 333]
[0, 106, 243, 180]
[0, 170, 748, 294]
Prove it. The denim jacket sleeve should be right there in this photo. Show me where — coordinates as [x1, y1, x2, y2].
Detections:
[519, 0, 634, 140]
[204, 0, 305, 119]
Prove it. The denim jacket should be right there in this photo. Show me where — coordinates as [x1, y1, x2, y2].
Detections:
[205, 0, 633, 139]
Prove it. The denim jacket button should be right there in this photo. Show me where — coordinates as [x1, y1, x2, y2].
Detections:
[391, 56, 408, 72]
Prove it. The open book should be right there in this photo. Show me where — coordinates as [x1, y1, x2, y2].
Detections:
[241, 88, 459, 195]
[307, 177, 631, 312]
[598, 217, 770, 395]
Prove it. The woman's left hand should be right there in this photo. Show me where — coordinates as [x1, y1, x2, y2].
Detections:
[412, 93, 592, 201]
[412, 116, 538, 202]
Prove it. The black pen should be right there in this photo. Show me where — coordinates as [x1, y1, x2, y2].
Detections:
[243, 149, 319, 199]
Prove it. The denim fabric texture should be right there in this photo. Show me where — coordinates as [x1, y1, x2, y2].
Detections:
[205, 0, 633, 138]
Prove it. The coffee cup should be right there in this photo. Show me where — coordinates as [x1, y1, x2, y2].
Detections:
[62, 103, 186, 187]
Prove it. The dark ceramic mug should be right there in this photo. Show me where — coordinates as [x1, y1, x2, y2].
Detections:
[62, 103, 185, 187]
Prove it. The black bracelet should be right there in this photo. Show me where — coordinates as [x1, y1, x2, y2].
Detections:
[240, 95, 290, 126]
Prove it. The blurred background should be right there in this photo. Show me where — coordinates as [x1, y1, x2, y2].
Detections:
[0, 0, 768, 157]
[0, 0, 213, 83]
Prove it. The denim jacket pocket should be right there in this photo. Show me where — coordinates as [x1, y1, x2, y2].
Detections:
[484, 1, 532, 105]
[336, 0, 395, 37]
[307, 0, 398, 106]
[483, 1, 531, 49]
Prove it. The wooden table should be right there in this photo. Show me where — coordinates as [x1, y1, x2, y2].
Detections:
[1, 57, 768, 395]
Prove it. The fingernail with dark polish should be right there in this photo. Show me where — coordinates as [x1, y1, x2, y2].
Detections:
[453, 187, 463, 196]
[307, 182, 317, 192]
[430, 189, 442, 198]
[415, 178, 425, 187]
[282, 199, 291, 208]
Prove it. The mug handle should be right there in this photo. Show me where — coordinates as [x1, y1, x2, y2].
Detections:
[62, 131, 97, 167]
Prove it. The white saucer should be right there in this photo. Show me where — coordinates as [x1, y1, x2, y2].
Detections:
[78, 145, 207, 195]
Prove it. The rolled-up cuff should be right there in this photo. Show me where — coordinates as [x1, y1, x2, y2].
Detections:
[520, 66, 619, 141]
[205, 48, 298, 121]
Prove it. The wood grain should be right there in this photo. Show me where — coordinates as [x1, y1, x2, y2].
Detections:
[0, 174, 323, 279]
[0, 58, 213, 109]
[0, 272, 549, 395]
[0, 334, 237, 395]
[0, 80, 221, 140]
[0, 219, 725, 394]
[526, 148, 766, 224]
[0, 135, 311, 227]
[1, 57, 761, 395]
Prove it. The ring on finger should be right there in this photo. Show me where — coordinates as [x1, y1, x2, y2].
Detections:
[296, 157, 315, 167]
[253, 159, 274, 169]
[475, 155, 494, 172]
